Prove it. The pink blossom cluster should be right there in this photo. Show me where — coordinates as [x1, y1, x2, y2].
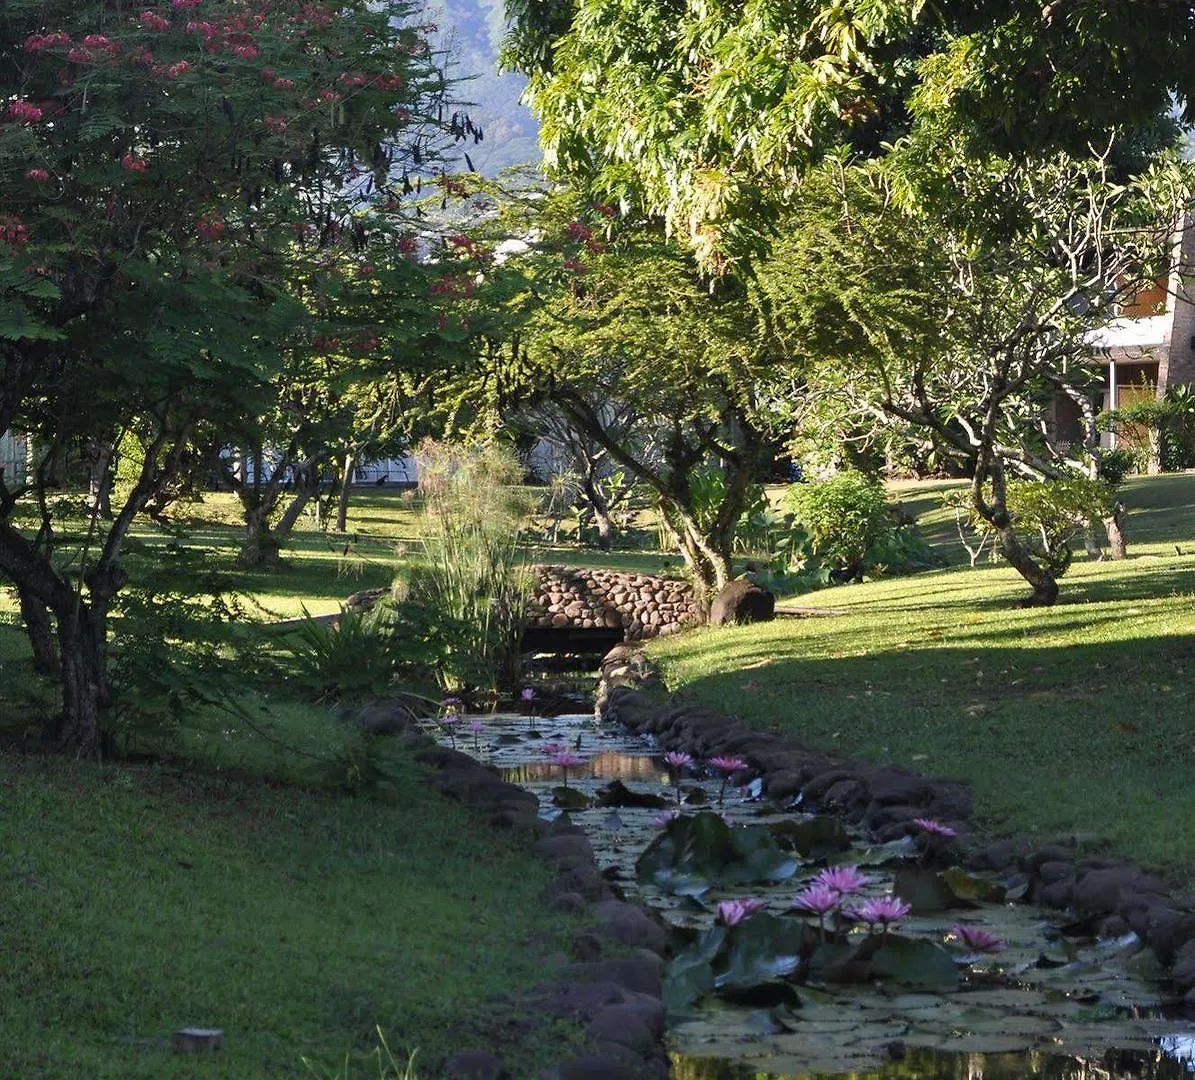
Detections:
[195, 215, 226, 241]
[7, 100, 44, 124]
[24, 32, 72, 52]
[139, 10, 170, 31]
[121, 153, 148, 173]
[0, 216, 30, 249]
[24, 168, 50, 182]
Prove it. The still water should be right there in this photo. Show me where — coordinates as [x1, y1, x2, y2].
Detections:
[440, 707, 1195, 1080]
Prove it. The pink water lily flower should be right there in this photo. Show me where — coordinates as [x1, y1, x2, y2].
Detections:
[709, 755, 747, 773]
[717, 897, 767, 926]
[850, 895, 911, 928]
[950, 924, 1006, 953]
[520, 687, 536, 701]
[549, 749, 584, 769]
[541, 742, 567, 756]
[468, 719, 485, 734]
[813, 866, 870, 896]
[663, 750, 692, 769]
[913, 818, 958, 838]
[792, 884, 840, 916]
[651, 809, 680, 828]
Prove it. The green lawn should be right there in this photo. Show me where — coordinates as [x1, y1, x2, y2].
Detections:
[651, 472, 1195, 884]
[0, 486, 626, 1078]
[0, 749, 583, 1079]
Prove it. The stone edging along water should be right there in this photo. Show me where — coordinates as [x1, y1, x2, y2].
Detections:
[595, 644, 1195, 1007]
[355, 701, 672, 1080]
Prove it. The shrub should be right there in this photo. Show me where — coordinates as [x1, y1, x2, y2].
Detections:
[783, 471, 892, 578]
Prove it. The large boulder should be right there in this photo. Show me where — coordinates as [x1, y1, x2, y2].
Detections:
[708, 578, 775, 626]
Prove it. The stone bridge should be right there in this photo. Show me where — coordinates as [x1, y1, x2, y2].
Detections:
[524, 564, 706, 642]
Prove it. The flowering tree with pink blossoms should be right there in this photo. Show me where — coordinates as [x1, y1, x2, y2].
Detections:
[0, 0, 466, 755]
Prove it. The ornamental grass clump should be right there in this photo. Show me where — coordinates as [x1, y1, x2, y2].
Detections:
[414, 441, 534, 694]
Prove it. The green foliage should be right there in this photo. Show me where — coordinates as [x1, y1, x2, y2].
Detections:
[636, 811, 799, 897]
[784, 472, 892, 575]
[947, 477, 1116, 578]
[411, 441, 533, 693]
[506, 0, 1195, 267]
[280, 609, 398, 703]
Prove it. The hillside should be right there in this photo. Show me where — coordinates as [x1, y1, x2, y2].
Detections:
[433, 0, 541, 176]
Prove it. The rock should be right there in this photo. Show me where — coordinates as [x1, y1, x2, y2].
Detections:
[970, 838, 1028, 871]
[1144, 908, 1195, 965]
[865, 771, 930, 806]
[555, 1055, 641, 1080]
[1172, 939, 1195, 989]
[534, 835, 596, 864]
[708, 579, 775, 626]
[1037, 860, 1076, 885]
[591, 900, 669, 954]
[1073, 866, 1150, 913]
[585, 1004, 657, 1054]
[444, 1049, 508, 1080]
[560, 957, 664, 997]
[541, 865, 613, 903]
[822, 778, 865, 811]
[546, 892, 588, 916]
[353, 699, 415, 735]
[764, 769, 806, 800]
[536, 980, 627, 1020]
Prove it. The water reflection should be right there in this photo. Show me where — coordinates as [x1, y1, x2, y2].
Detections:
[500, 751, 666, 784]
[673, 1046, 1195, 1080]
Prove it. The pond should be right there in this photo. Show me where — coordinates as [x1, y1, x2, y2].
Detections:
[431, 704, 1195, 1079]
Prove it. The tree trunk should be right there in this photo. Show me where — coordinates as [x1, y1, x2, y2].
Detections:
[973, 458, 1058, 606]
[19, 585, 58, 675]
[51, 603, 109, 758]
[996, 523, 1059, 605]
[240, 503, 281, 567]
[1102, 500, 1128, 559]
[582, 474, 614, 551]
[87, 440, 114, 520]
[336, 452, 355, 533]
[1083, 522, 1104, 562]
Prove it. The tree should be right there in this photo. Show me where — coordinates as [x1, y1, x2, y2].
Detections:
[754, 148, 1192, 604]
[0, 0, 461, 755]
[504, 0, 1195, 266]
[467, 192, 799, 591]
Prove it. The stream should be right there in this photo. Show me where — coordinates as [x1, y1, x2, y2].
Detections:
[430, 695, 1195, 1080]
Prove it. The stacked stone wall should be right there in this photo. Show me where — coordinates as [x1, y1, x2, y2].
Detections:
[525, 564, 706, 640]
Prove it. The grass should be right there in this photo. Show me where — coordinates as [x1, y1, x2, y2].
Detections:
[1, 748, 582, 1079]
[650, 472, 1195, 885]
[0, 486, 635, 1078]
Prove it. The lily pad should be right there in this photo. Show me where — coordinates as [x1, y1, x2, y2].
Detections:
[941, 866, 1006, 903]
[637, 811, 798, 896]
[769, 816, 852, 858]
[595, 778, 669, 808]
[715, 914, 812, 990]
[893, 868, 969, 914]
[869, 935, 959, 990]
[551, 786, 592, 810]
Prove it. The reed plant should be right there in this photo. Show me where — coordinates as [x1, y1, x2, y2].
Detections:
[413, 440, 533, 693]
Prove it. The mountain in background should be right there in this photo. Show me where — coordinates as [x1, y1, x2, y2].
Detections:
[432, 0, 542, 176]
